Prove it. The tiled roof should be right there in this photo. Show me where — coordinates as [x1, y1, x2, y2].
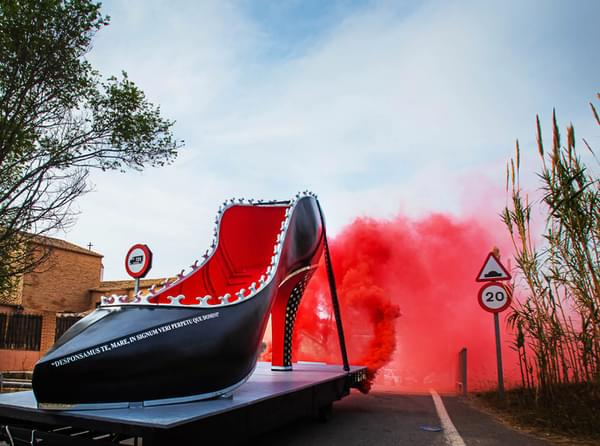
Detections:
[32, 235, 103, 258]
[91, 278, 168, 292]
[0, 235, 101, 306]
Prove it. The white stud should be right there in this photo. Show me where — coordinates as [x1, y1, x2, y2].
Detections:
[236, 288, 246, 299]
[170, 295, 185, 305]
[218, 293, 231, 304]
[196, 295, 211, 306]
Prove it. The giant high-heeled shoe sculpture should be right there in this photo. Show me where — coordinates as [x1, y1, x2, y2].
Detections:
[32, 192, 329, 409]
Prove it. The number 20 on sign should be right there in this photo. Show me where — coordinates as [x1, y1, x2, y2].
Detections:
[477, 281, 511, 313]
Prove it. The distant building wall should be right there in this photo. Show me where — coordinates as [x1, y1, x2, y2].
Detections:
[0, 307, 45, 370]
[0, 349, 41, 371]
[88, 278, 167, 308]
[0, 237, 171, 371]
[22, 247, 102, 313]
[0, 237, 103, 370]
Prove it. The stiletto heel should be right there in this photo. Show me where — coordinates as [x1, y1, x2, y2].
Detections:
[270, 266, 318, 371]
[32, 192, 325, 409]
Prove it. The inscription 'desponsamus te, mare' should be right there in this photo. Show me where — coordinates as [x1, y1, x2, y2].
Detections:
[50, 312, 220, 368]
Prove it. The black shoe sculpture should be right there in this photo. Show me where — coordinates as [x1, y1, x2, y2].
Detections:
[32, 192, 324, 409]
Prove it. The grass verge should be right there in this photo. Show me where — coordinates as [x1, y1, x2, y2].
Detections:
[475, 383, 600, 444]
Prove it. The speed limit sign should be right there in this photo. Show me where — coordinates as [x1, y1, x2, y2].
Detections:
[478, 281, 511, 313]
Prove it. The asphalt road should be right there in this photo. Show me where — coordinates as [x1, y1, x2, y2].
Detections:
[0, 390, 556, 445]
[254, 390, 553, 446]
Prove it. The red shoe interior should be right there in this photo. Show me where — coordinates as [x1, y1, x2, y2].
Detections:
[149, 204, 288, 305]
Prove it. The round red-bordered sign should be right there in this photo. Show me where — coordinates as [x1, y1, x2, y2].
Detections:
[125, 244, 153, 279]
[478, 281, 511, 313]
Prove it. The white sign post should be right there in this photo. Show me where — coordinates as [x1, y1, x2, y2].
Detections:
[476, 251, 511, 398]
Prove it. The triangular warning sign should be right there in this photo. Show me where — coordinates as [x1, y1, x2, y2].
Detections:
[476, 253, 511, 282]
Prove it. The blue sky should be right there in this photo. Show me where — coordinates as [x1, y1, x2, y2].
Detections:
[64, 0, 600, 280]
[242, 0, 374, 58]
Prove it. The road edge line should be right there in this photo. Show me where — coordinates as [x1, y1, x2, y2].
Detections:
[430, 389, 467, 446]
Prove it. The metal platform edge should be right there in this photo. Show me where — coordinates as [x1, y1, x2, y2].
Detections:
[0, 364, 368, 445]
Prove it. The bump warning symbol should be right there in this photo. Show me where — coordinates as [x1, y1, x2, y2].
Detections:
[476, 253, 511, 282]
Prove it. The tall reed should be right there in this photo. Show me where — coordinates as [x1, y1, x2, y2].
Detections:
[503, 94, 600, 396]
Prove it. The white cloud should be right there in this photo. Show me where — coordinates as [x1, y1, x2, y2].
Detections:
[62, 0, 600, 279]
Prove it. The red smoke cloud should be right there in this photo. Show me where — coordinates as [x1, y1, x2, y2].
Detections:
[264, 212, 518, 393]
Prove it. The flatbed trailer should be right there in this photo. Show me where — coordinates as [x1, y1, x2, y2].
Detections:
[0, 362, 367, 445]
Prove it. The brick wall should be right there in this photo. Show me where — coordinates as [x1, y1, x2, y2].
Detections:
[0, 349, 41, 371]
[0, 241, 103, 371]
[0, 308, 46, 370]
[22, 247, 102, 313]
[89, 278, 167, 308]
[39, 311, 56, 353]
[89, 288, 128, 308]
[89, 286, 145, 307]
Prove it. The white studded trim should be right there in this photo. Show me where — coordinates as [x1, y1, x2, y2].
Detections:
[100, 191, 318, 309]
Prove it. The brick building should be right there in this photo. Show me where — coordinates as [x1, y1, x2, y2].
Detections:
[0, 236, 163, 371]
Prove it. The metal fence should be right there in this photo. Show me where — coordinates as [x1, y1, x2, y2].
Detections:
[55, 315, 82, 340]
[0, 313, 42, 351]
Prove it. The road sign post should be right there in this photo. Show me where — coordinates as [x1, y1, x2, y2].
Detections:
[494, 312, 504, 398]
[476, 251, 511, 398]
[125, 244, 153, 295]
